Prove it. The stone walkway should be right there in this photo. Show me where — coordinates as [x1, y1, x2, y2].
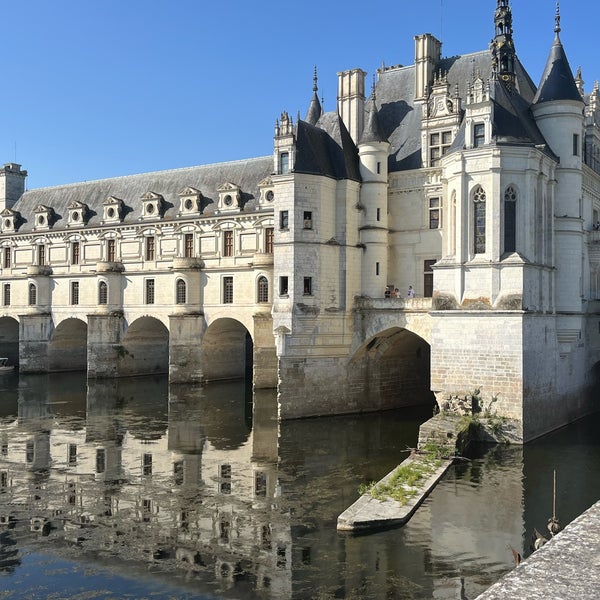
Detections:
[476, 499, 600, 599]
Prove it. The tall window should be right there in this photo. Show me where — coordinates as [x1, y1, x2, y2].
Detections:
[303, 211, 313, 229]
[504, 186, 517, 253]
[145, 237, 155, 261]
[424, 259, 436, 298]
[279, 210, 289, 230]
[473, 186, 486, 254]
[429, 197, 441, 229]
[28, 283, 37, 305]
[265, 227, 274, 253]
[258, 276, 269, 303]
[71, 281, 79, 305]
[223, 230, 233, 257]
[176, 278, 186, 304]
[68, 444, 77, 466]
[37, 245, 45, 266]
[71, 242, 80, 265]
[473, 123, 485, 148]
[3, 247, 10, 269]
[573, 133, 580, 156]
[303, 277, 312, 296]
[145, 279, 155, 304]
[220, 464, 232, 495]
[184, 233, 194, 258]
[96, 449, 106, 473]
[279, 276, 288, 296]
[143, 453, 153, 476]
[98, 281, 108, 305]
[223, 276, 233, 304]
[280, 152, 290, 174]
[173, 461, 184, 485]
[429, 130, 452, 165]
[2, 283, 9, 306]
[107, 239, 116, 262]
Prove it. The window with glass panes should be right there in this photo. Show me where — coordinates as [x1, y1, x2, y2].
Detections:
[2, 284, 9, 306]
[258, 276, 269, 303]
[3, 247, 10, 269]
[98, 281, 108, 305]
[145, 279, 155, 304]
[424, 259, 436, 298]
[223, 230, 233, 256]
[176, 279, 186, 304]
[145, 237, 155, 261]
[107, 239, 116, 262]
[429, 130, 452, 166]
[71, 281, 79, 305]
[473, 186, 486, 254]
[504, 186, 517, 253]
[71, 241, 80, 264]
[28, 283, 37, 305]
[184, 233, 194, 258]
[265, 227, 274, 253]
[37, 245, 45, 266]
[429, 197, 441, 229]
[223, 276, 233, 304]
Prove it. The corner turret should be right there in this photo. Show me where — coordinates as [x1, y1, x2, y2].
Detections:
[0, 163, 27, 212]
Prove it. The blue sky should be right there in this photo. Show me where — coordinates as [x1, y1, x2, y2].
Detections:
[1, 0, 595, 189]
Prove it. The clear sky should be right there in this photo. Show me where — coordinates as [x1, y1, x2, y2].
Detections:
[1, 0, 595, 190]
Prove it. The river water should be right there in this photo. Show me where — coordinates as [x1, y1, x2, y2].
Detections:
[0, 372, 599, 600]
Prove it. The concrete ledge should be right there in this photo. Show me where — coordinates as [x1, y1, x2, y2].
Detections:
[337, 455, 454, 532]
[476, 499, 600, 599]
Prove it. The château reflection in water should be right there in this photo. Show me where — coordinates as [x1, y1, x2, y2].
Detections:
[0, 373, 599, 599]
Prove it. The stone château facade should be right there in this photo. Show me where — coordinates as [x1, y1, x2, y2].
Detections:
[1, 1, 599, 441]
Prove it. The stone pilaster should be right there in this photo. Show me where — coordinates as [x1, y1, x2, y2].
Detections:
[253, 312, 277, 389]
[18, 313, 53, 373]
[87, 313, 125, 378]
[168, 313, 205, 383]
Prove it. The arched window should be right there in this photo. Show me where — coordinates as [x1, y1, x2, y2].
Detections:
[98, 281, 108, 305]
[257, 276, 269, 303]
[176, 278, 186, 304]
[28, 283, 37, 305]
[504, 186, 517, 253]
[473, 186, 486, 254]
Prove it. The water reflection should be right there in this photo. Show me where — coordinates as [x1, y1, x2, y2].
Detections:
[0, 373, 598, 599]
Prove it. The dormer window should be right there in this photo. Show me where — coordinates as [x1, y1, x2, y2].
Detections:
[141, 191, 165, 220]
[103, 196, 124, 223]
[178, 187, 202, 215]
[33, 205, 55, 231]
[257, 176, 275, 210]
[280, 152, 290, 174]
[217, 183, 241, 213]
[67, 201, 89, 227]
[0, 208, 19, 232]
[473, 123, 485, 148]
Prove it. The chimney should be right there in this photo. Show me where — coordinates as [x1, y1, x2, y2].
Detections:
[337, 68, 366, 145]
[414, 34, 442, 102]
[0, 163, 27, 211]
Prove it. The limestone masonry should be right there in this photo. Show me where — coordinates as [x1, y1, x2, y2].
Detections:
[0, 1, 599, 441]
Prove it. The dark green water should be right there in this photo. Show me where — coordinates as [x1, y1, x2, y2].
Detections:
[0, 372, 598, 599]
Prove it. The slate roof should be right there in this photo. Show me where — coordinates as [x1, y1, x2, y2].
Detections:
[533, 32, 582, 104]
[13, 156, 273, 233]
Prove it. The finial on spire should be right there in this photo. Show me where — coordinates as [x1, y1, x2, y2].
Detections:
[313, 65, 318, 93]
[555, 1, 561, 34]
[371, 74, 376, 99]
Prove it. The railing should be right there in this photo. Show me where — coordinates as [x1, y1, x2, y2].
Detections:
[354, 296, 433, 311]
[588, 230, 600, 244]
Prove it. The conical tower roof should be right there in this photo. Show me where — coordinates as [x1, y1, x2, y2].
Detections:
[305, 66, 322, 125]
[359, 90, 387, 145]
[533, 5, 582, 104]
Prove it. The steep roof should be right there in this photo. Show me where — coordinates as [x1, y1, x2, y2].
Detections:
[533, 32, 582, 104]
[12, 156, 273, 233]
[359, 95, 388, 145]
[294, 115, 360, 182]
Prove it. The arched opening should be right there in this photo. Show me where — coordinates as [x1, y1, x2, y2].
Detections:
[201, 318, 253, 384]
[49, 318, 88, 372]
[121, 317, 169, 377]
[349, 327, 435, 411]
[0, 317, 19, 367]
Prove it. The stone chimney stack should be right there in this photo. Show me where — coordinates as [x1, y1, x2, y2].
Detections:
[337, 68, 366, 145]
[414, 34, 442, 102]
[0, 163, 27, 211]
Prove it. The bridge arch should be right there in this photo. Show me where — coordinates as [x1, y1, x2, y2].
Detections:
[121, 316, 169, 376]
[49, 318, 87, 371]
[202, 317, 252, 383]
[0, 316, 19, 366]
[349, 326, 434, 410]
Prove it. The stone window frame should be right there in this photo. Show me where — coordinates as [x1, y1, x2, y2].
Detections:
[257, 275, 269, 303]
[175, 278, 187, 304]
[70, 281, 80, 305]
[472, 184, 487, 255]
[2, 283, 10, 306]
[145, 278, 155, 305]
[428, 197, 441, 229]
[2, 246, 11, 269]
[28, 282, 37, 305]
[222, 275, 234, 304]
[429, 129, 452, 166]
[503, 184, 518, 254]
[98, 280, 108, 305]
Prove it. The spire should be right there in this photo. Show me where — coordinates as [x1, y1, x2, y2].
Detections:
[304, 65, 322, 125]
[359, 80, 387, 145]
[491, 0, 516, 89]
[533, 3, 582, 104]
